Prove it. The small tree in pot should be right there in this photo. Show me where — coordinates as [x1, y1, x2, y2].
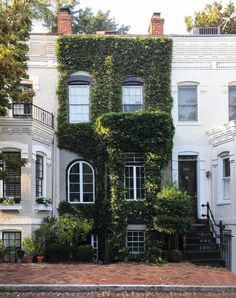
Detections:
[22, 237, 37, 263]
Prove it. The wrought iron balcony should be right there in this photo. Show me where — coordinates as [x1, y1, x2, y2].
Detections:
[9, 103, 54, 128]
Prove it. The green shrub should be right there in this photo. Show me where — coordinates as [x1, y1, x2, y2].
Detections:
[146, 246, 164, 264]
[154, 187, 193, 234]
[0, 240, 6, 257]
[77, 245, 94, 262]
[169, 249, 182, 262]
[46, 242, 71, 262]
[22, 237, 37, 256]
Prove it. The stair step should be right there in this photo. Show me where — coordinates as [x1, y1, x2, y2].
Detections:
[190, 259, 225, 267]
[184, 250, 221, 260]
[184, 236, 216, 243]
[186, 231, 213, 237]
[184, 243, 218, 250]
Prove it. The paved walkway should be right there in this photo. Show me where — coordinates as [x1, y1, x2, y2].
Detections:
[0, 262, 236, 286]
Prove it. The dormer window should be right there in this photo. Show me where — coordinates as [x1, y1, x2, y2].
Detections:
[122, 76, 144, 112]
[67, 74, 92, 123]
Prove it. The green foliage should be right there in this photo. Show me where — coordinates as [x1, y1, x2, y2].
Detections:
[0, 240, 6, 257]
[169, 249, 183, 262]
[0, 1, 33, 116]
[36, 197, 52, 206]
[153, 187, 194, 234]
[73, 8, 130, 34]
[185, 1, 236, 33]
[22, 237, 37, 256]
[34, 216, 92, 259]
[57, 35, 174, 260]
[32, 0, 77, 33]
[53, 215, 93, 245]
[31, 1, 129, 34]
[76, 245, 94, 262]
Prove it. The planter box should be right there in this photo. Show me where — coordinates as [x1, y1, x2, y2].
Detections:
[34, 204, 52, 211]
[0, 204, 22, 211]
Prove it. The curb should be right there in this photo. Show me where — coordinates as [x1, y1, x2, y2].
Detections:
[0, 285, 236, 293]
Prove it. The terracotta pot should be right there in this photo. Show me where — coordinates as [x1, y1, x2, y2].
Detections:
[10, 256, 16, 263]
[25, 255, 33, 263]
[37, 256, 44, 263]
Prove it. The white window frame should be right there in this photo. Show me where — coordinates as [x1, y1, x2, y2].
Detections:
[218, 153, 231, 204]
[178, 84, 198, 122]
[125, 165, 145, 201]
[126, 230, 146, 254]
[67, 160, 95, 204]
[35, 154, 44, 198]
[229, 86, 236, 121]
[68, 84, 90, 123]
[122, 85, 143, 112]
[222, 156, 230, 201]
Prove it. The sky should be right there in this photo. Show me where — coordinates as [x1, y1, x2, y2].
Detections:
[78, 0, 232, 35]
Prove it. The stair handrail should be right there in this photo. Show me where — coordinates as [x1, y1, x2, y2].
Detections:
[202, 202, 225, 248]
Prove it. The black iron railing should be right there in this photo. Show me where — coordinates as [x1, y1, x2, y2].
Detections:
[11, 103, 54, 128]
[202, 202, 225, 247]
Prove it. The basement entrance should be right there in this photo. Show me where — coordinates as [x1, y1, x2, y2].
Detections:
[178, 155, 198, 218]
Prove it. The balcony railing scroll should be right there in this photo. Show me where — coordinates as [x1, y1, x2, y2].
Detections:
[11, 103, 54, 128]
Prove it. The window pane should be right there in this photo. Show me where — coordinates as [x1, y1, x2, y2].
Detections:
[178, 87, 197, 104]
[223, 158, 230, 178]
[68, 161, 94, 203]
[123, 86, 143, 112]
[179, 106, 197, 121]
[69, 85, 90, 123]
[229, 87, 236, 120]
[178, 86, 197, 121]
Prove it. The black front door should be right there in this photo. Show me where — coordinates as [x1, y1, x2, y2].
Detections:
[178, 155, 198, 218]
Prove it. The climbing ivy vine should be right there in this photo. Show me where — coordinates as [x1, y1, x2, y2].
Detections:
[57, 35, 174, 260]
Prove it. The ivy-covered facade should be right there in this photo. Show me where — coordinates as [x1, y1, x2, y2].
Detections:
[57, 35, 174, 260]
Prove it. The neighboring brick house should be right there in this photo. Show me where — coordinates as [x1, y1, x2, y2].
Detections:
[1, 9, 236, 274]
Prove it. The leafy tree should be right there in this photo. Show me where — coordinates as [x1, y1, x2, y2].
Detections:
[32, 0, 77, 33]
[185, 1, 236, 33]
[0, 0, 33, 116]
[73, 8, 130, 34]
[32, 0, 130, 34]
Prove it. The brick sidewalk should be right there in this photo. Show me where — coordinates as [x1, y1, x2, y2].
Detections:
[0, 262, 236, 286]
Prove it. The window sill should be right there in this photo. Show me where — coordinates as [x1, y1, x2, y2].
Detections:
[176, 122, 201, 126]
[69, 202, 95, 204]
[34, 204, 52, 211]
[217, 201, 231, 206]
[0, 204, 22, 211]
[125, 199, 145, 201]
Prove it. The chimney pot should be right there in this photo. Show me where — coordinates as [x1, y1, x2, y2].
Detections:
[148, 12, 164, 35]
[58, 7, 72, 35]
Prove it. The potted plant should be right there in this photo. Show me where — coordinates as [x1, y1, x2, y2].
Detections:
[36, 197, 52, 206]
[22, 237, 36, 263]
[16, 248, 25, 263]
[0, 240, 6, 263]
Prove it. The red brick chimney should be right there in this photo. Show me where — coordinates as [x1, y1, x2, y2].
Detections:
[58, 7, 72, 35]
[148, 12, 164, 35]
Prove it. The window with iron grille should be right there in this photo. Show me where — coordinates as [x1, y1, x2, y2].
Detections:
[2, 231, 21, 262]
[2, 152, 21, 200]
[126, 230, 145, 254]
[36, 155, 43, 198]
[124, 153, 145, 200]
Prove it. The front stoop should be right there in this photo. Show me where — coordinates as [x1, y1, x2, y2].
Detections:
[184, 222, 225, 267]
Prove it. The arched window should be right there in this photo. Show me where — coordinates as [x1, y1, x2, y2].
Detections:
[67, 161, 95, 204]
[67, 72, 92, 123]
[122, 76, 144, 112]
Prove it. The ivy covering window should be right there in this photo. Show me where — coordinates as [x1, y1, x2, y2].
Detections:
[178, 86, 198, 121]
[124, 153, 145, 200]
[222, 157, 230, 201]
[67, 75, 92, 123]
[122, 76, 144, 112]
[229, 86, 236, 121]
[36, 155, 43, 198]
[2, 152, 21, 200]
[68, 160, 95, 203]
[126, 230, 145, 254]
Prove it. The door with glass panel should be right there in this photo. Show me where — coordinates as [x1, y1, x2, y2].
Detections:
[178, 155, 198, 218]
